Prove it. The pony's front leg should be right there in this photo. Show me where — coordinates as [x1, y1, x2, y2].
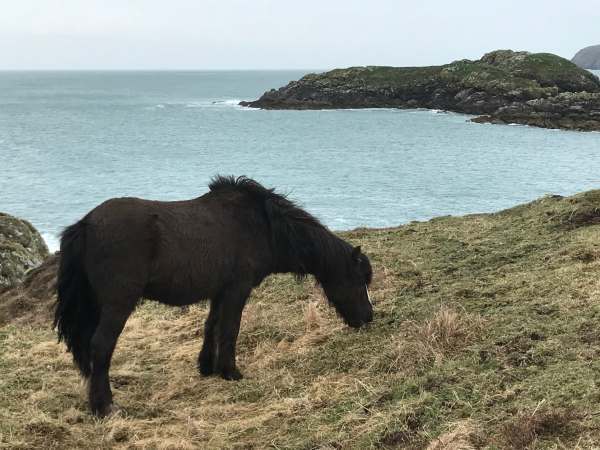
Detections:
[214, 283, 251, 380]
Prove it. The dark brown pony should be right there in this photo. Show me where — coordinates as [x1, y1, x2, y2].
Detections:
[54, 176, 373, 416]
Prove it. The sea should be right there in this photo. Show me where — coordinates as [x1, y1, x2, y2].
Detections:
[1, 70, 599, 252]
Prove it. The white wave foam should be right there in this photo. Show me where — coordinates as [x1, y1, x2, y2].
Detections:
[184, 99, 246, 109]
[42, 232, 60, 253]
[145, 99, 259, 111]
[145, 104, 166, 110]
[219, 99, 243, 106]
[211, 99, 247, 109]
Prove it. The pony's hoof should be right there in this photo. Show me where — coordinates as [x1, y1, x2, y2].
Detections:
[220, 368, 243, 381]
[199, 366, 214, 376]
[197, 359, 214, 376]
[92, 402, 119, 418]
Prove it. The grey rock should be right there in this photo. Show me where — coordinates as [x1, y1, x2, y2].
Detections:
[0, 212, 49, 290]
[572, 45, 600, 70]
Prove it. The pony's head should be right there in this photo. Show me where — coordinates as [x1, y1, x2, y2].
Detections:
[321, 246, 373, 328]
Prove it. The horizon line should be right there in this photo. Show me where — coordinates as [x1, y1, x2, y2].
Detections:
[0, 68, 327, 72]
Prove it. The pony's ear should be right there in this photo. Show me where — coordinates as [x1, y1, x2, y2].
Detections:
[352, 246, 362, 261]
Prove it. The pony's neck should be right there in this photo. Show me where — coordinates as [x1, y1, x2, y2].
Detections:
[273, 220, 349, 282]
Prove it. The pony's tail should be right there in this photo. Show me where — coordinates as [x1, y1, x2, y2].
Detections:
[54, 219, 99, 378]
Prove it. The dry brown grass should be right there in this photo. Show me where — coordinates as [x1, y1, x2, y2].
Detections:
[389, 305, 485, 369]
[0, 254, 58, 326]
[425, 420, 480, 450]
[417, 305, 481, 351]
[3, 191, 600, 448]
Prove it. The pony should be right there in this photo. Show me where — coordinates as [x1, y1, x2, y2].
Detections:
[54, 175, 373, 416]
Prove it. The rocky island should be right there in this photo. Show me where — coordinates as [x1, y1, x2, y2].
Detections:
[241, 50, 600, 131]
[572, 45, 600, 70]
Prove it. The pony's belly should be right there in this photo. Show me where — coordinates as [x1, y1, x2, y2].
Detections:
[143, 283, 212, 306]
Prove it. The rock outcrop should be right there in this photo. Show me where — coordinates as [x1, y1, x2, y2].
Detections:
[572, 45, 600, 70]
[241, 50, 600, 131]
[472, 91, 600, 131]
[0, 212, 49, 290]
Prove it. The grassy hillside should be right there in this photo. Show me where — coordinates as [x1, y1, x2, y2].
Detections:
[2, 191, 600, 449]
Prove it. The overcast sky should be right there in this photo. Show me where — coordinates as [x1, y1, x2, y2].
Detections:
[0, 0, 598, 70]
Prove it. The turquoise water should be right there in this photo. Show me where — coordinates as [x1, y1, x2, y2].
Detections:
[1, 70, 600, 252]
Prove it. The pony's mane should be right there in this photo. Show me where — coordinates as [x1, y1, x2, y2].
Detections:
[209, 175, 353, 280]
[209, 175, 323, 228]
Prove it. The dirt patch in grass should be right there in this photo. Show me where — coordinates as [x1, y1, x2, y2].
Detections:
[501, 403, 581, 449]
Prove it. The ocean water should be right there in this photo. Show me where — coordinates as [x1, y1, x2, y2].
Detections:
[1, 70, 600, 252]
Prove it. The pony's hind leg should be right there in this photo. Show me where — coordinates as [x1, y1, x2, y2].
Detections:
[197, 298, 218, 376]
[214, 283, 252, 381]
[88, 299, 135, 417]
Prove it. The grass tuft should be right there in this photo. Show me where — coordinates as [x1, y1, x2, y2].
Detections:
[417, 305, 482, 352]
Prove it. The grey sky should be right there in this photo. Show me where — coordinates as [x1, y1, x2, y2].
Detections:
[1, 0, 598, 70]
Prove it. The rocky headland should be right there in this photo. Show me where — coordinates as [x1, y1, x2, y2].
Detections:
[241, 50, 600, 131]
[572, 45, 600, 70]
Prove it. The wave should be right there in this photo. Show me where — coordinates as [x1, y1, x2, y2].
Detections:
[214, 99, 243, 106]
[143, 99, 260, 111]
[144, 104, 166, 110]
[144, 99, 252, 111]
[210, 99, 260, 110]
[42, 232, 60, 253]
[186, 99, 246, 109]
